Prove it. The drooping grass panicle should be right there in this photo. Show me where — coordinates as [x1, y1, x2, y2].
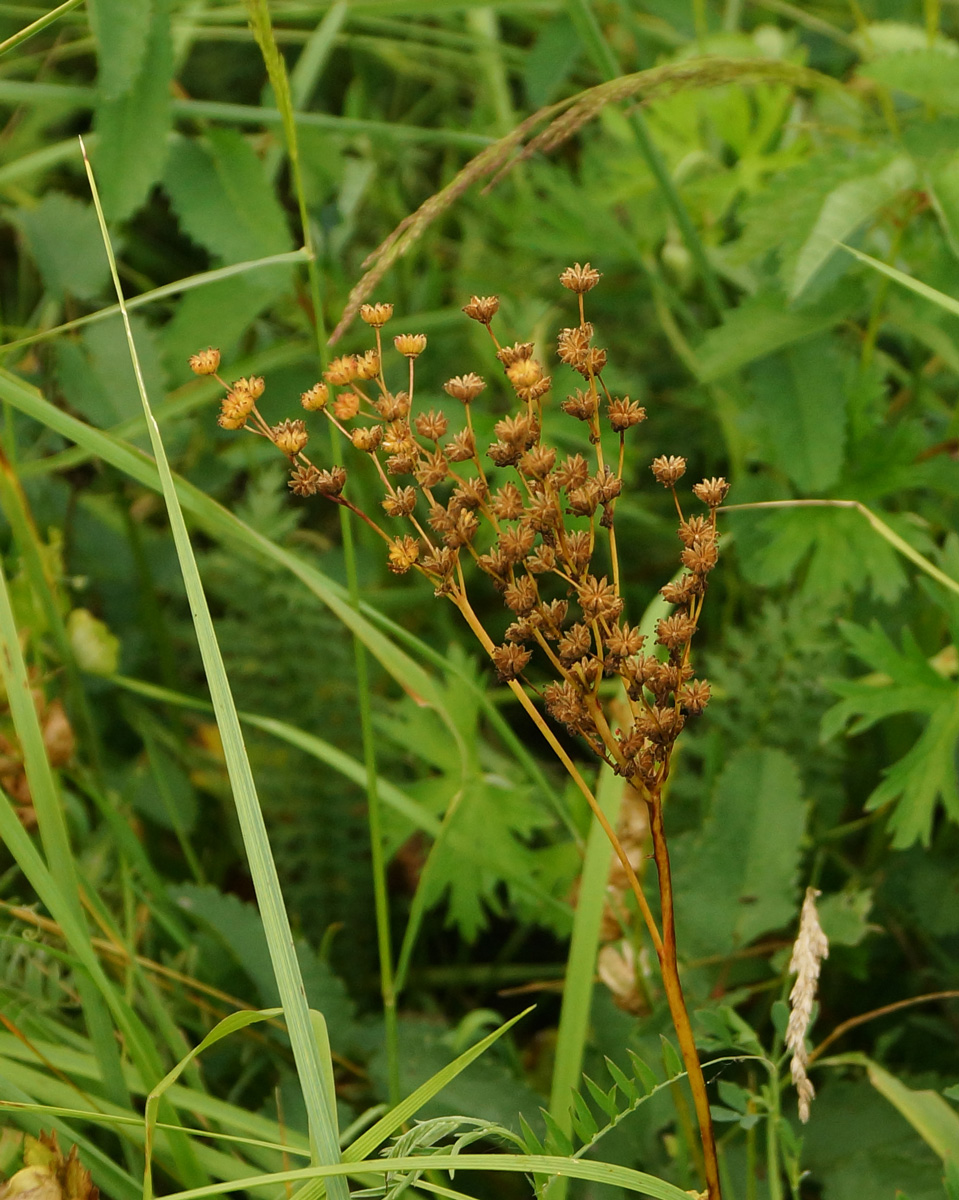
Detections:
[787, 886, 830, 1123]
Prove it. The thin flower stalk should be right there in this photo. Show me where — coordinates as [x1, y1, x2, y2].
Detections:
[192, 263, 729, 1200]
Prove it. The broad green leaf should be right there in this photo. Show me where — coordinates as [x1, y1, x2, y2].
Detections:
[695, 286, 854, 381]
[671, 746, 807, 957]
[816, 888, 874, 947]
[524, 14, 583, 107]
[866, 692, 959, 847]
[56, 316, 167, 428]
[747, 334, 847, 492]
[13, 193, 110, 300]
[790, 155, 914, 299]
[91, 0, 173, 220]
[860, 50, 959, 111]
[163, 129, 293, 264]
[866, 1059, 959, 1165]
[87, 0, 152, 100]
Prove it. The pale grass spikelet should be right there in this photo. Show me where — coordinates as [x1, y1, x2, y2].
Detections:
[787, 887, 829, 1123]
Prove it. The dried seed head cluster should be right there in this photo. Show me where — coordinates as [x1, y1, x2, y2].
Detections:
[787, 887, 829, 1123]
[191, 263, 727, 795]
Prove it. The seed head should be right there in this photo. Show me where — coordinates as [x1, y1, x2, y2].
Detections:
[271, 418, 309, 457]
[325, 355, 359, 385]
[289, 463, 323, 496]
[496, 341, 534, 367]
[377, 391, 411, 421]
[679, 679, 711, 714]
[491, 482, 525, 520]
[787, 888, 829, 1124]
[218, 388, 256, 430]
[382, 487, 417, 518]
[360, 301, 394, 327]
[394, 333, 427, 358]
[354, 349, 381, 381]
[444, 373, 486, 403]
[492, 643, 533, 682]
[560, 262, 602, 293]
[333, 392, 362, 420]
[189, 347, 221, 375]
[607, 397, 647, 431]
[351, 424, 384, 452]
[301, 382, 330, 411]
[414, 410, 449, 441]
[651, 455, 687, 487]
[655, 612, 697, 649]
[315, 466, 347, 496]
[387, 535, 420, 574]
[506, 358, 544, 390]
[693, 476, 731, 508]
[462, 295, 500, 324]
[444, 428, 476, 462]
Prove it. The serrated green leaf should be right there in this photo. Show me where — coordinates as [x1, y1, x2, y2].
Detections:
[790, 155, 914, 299]
[671, 747, 807, 957]
[860, 50, 959, 111]
[91, 0, 173, 220]
[659, 1037, 684, 1080]
[13, 193, 110, 300]
[87, 0, 152, 100]
[747, 334, 848, 492]
[694, 287, 851, 382]
[865, 692, 959, 847]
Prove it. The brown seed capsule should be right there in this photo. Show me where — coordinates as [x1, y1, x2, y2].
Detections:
[377, 391, 411, 421]
[462, 295, 500, 324]
[218, 388, 256, 429]
[560, 262, 602, 293]
[693, 476, 730, 508]
[333, 392, 362, 420]
[491, 643, 533, 682]
[414, 449, 449, 488]
[316, 466, 347, 496]
[354, 349, 381, 381]
[506, 358, 544, 390]
[325, 355, 359, 385]
[394, 333, 427, 358]
[301, 382, 330, 411]
[607, 396, 647, 431]
[559, 623, 592, 665]
[360, 301, 394, 327]
[496, 341, 534, 367]
[578, 575, 623, 623]
[681, 539, 720, 575]
[271, 418, 309, 457]
[382, 486, 417, 518]
[491, 482, 525, 520]
[555, 453, 590, 492]
[504, 575, 539, 616]
[351, 424, 384, 452]
[561, 389, 599, 421]
[655, 613, 697, 649]
[189, 347, 221, 375]
[388, 535, 420, 574]
[444, 373, 486, 403]
[444, 428, 476, 462]
[651, 455, 687, 487]
[289, 463, 322, 496]
[499, 524, 536, 564]
[414, 410, 449, 441]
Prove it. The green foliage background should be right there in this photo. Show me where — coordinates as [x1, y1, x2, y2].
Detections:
[2, 2, 959, 1199]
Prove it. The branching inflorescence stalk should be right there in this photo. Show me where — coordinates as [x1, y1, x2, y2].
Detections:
[191, 264, 730, 1200]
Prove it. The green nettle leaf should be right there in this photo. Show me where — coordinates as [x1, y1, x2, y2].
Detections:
[671, 747, 808, 958]
[171, 883, 357, 1048]
[790, 155, 915, 299]
[13, 194, 111, 301]
[822, 621, 959, 847]
[860, 50, 959, 112]
[88, 0, 153, 101]
[694, 287, 853, 382]
[91, 0, 173, 221]
[747, 334, 848, 492]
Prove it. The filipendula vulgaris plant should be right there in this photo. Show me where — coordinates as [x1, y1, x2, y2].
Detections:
[191, 264, 730, 1200]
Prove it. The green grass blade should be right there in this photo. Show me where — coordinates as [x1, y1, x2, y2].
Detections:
[0, 0, 82, 56]
[841, 241, 959, 320]
[79, 137, 346, 1199]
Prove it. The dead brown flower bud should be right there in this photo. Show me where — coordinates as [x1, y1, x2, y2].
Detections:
[561, 389, 599, 421]
[655, 612, 697, 649]
[693, 476, 730, 508]
[494, 413, 534, 446]
[519, 445, 556, 479]
[360, 301, 394, 327]
[681, 539, 719, 575]
[555, 453, 590, 492]
[388, 535, 420, 574]
[595, 467, 622, 504]
[504, 575, 540, 615]
[564, 530, 593, 576]
[505, 617, 537, 644]
[415, 410, 449, 441]
[351, 424, 384, 452]
[218, 388, 255, 430]
[606, 623, 645, 662]
[491, 482, 525, 520]
[492, 643, 533, 682]
[560, 262, 602, 293]
[647, 704, 685, 745]
[449, 477, 489, 514]
[445, 428, 476, 462]
[422, 545, 458, 578]
[301, 382, 330, 411]
[333, 392, 362, 420]
[678, 515, 714, 546]
[414, 449, 449, 488]
[496, 341, 534, 367]
[568, 483, 600, 517]
[394, 333, 427, 358]
[271, 418, 308, 457]
[679, 679, 711, 714]
[506, 358, 544, 390]
[382, 487, 417, 518]
[607, 397, 647, 431]
[189, 347, 221, 375]
[498, 524, 537, 564]
[543, 679, 591, 734]
[536, 599, 569, 635]
[325, 355, 359, 385]
[578, 575, 623, 623]
[575, 346, 607, 378]
[651, 455, 687, 487]
[444, 373, 486, 403]
[316, 466, 347, 496]
[661, 574, 699, 606]
[444, 509, 479, 548]
[287, 464, 319, 495]
[527, 544, 558, 574]
[377, 391, 411, 421]
[354, 349, 381, 381]
[462, 295, 500, 324]
[559, 622, 592, 665]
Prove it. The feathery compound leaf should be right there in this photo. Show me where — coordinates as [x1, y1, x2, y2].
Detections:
[660, 1037, 685, 1080]
[518, 1114, 545, 1157]
[540, 1109, 574, 1157]
[627, 1049, 659, 1095]
[604, 1057, 639, 1103]
[569, 1090, 598, 1142]
[582, 1075, 619, 1121]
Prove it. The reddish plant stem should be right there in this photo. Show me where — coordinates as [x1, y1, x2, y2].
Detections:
[647, 789, 721, 1200]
